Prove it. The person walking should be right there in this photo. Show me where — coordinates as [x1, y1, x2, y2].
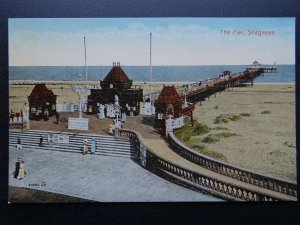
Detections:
[17, 160, 26, 180]
[91, 138, 96, 154]
[13, 158, 21, 178]
[83, 139, 88, 155]
[16, 137, 22, 150]
[39, 136, 44, 147]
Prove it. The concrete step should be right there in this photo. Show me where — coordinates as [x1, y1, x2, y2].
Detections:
[9, 131, 132, 146]
[11, 143, 136, 158]
[9, 138, 134, 149]
[9, 139, 134, 151]
[10, 131, 130, 143]
[10, 130, 136, 158]
[10, 142, 136, 157]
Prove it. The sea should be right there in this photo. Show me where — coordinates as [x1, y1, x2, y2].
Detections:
[9, 65, 295, 83]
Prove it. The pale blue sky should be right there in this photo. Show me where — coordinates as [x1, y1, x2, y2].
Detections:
[9, 18, 295, 66]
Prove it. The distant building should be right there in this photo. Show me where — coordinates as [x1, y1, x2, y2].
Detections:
[88, 62, 143, 115]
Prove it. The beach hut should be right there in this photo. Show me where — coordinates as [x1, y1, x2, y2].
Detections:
[28, 84, 57, 120]
[88, 62, 143, 116]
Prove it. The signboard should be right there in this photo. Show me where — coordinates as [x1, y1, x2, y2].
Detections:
[173, 116, 184, 129]
[140, 102, 155, 115]
[50, 134, 70, 144]
[166, 115, 185, 132]
[68, 117, 89, 130]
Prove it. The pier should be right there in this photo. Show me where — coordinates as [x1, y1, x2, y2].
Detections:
[183, 68, 268, 103]
[143, 64, 277, 105]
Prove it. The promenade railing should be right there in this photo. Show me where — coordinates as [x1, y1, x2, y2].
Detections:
[167, 132, 297, 198]
[117, 129, 296, 201]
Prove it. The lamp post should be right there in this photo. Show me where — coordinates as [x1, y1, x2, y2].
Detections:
[72, 85, 91, 118]
[24, 101, 30, 129]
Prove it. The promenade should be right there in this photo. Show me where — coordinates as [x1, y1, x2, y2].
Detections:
[9, 142, 219, 202]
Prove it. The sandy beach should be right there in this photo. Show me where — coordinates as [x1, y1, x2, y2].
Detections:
[9, 81, 296, 181]
[192, 83, 296, 181]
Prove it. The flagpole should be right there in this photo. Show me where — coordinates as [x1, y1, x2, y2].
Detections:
[84, 36, 87, 81]
[150, 32, 152, 106]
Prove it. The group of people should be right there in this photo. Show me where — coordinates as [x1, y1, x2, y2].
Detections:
[82, 138, 97, 155]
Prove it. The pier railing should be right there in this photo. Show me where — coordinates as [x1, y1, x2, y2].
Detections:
[167, 132, 297, 197]
[117, 129, 295, 201]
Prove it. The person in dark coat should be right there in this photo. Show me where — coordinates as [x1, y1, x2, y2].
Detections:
[14, 158, 21, 178]
[39, 136, 44, 147]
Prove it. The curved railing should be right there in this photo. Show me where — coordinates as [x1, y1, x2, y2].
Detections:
[168, 132, 297, 197]
[117, 129, 295, 201]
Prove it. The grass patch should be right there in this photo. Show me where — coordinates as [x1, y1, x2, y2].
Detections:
[229, 115, 241, 121]
[175, 126, 193, 141]
[212, 126, 229, 131]
[202, 134, 219, 143]
[193, 122, 211, 135]
[184, 136, 198, 146]
[174, 121, 211, 141]
[191, 145, 227, 161]
[202, 132, 237, 143]
[215, 113, 250, 124]
[239, 113, 250, 117]
[261, 110, 271, 114]
[216, 132, 237, 138]
[214, 115, 228, 124]
[174, 122, 228, 162]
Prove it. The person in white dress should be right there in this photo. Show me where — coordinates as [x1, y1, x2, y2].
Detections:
[17, 160, 26, 180]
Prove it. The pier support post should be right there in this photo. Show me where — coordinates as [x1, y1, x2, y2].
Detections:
[251, 78, 254, 87]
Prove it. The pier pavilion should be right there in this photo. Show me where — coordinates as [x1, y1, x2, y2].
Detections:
[155, 85, 195, 134]
[28, 84, 57, 120]
[87, 62, 143, 116]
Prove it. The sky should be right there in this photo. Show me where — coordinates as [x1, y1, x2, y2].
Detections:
[9, 18, 295, 66]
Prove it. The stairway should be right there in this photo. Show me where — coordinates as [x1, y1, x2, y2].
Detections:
[9, 130, 136, 159]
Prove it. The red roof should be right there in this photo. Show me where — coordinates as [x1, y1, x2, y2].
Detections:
[157, 85, 181, 104]
[103, 66, 130, 83]
[29, 84, 55, 98]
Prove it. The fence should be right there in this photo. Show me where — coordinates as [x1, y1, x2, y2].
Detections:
[117, 129, 295, 201]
